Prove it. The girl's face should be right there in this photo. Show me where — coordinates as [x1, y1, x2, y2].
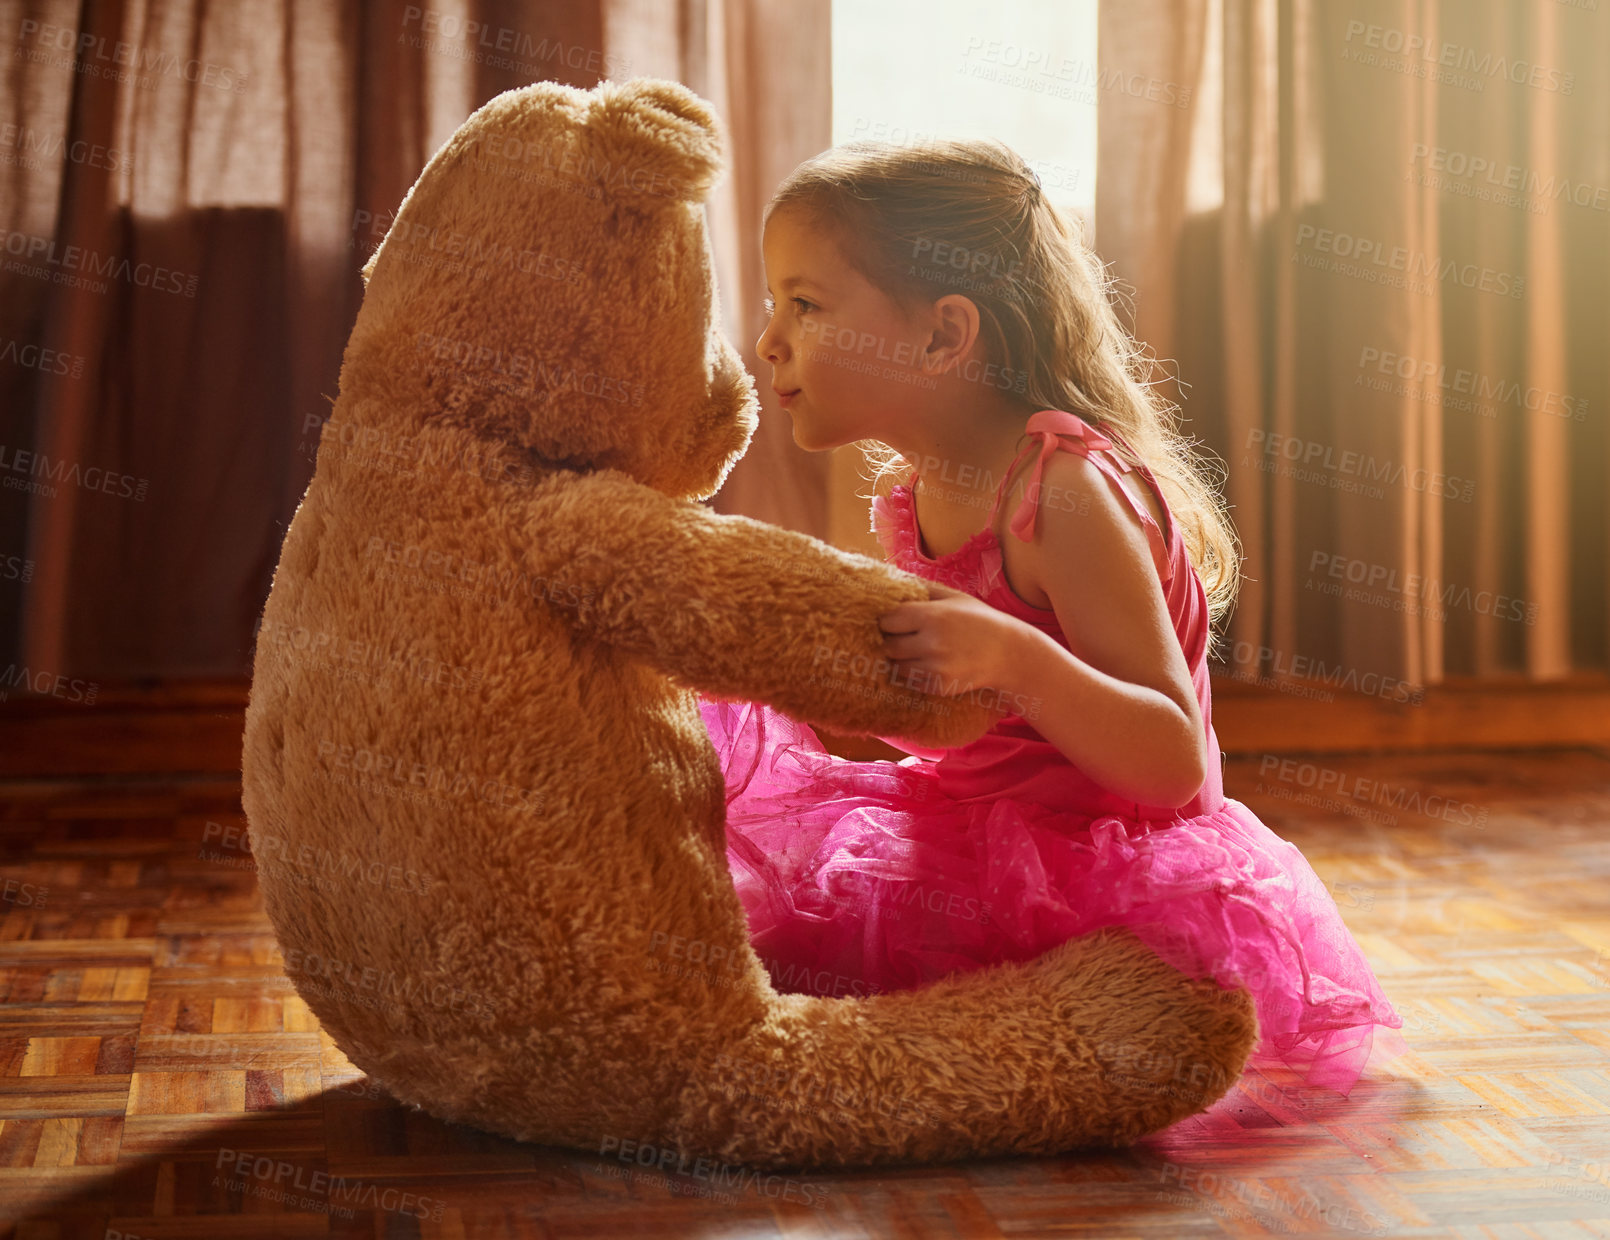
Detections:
[756, 208, 933, 452]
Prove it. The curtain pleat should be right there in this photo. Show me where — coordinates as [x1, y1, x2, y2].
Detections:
[1098, 0, 1609, 685]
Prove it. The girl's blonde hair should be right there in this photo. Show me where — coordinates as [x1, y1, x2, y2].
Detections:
[766, 138, 1242, 648]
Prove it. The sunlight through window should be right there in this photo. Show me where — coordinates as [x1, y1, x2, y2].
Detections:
[831, 0, 1098, 217]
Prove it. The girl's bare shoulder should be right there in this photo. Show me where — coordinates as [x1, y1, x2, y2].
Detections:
[1012, 448, 1171, 595]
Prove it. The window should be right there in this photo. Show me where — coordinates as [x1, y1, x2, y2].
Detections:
[831, 0, 1098, 217]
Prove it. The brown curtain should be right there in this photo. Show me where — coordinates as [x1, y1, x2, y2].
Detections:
[1097, 0, 1610, 687]
[0, 0, 828, 679]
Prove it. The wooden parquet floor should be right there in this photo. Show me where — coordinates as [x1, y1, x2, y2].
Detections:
[1, 748, 1608, 1238]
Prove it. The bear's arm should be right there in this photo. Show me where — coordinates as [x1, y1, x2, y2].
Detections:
[517, 469, 997, 748]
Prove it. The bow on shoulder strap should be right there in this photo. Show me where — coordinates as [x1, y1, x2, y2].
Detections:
[1006, 409, 1117, 542]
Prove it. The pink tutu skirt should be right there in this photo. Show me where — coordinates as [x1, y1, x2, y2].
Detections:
[702, 697, 1405, 1098]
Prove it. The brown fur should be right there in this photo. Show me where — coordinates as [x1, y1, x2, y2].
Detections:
[240, 77, 1257, 1170]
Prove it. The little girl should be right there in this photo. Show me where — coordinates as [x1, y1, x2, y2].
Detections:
[700, 138, 1402, 1096]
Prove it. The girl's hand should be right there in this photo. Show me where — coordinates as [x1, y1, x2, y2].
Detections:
[877, 581, 1036, 712]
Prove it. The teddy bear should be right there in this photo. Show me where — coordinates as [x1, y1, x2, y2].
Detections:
[240, 75, 1257, 1172]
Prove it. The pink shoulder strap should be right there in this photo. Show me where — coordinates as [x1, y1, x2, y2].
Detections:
[993, 409, 1176, 564]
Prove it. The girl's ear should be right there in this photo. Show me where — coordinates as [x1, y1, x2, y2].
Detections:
[586, 78, 726, 204]
[927, 293, 985, 369]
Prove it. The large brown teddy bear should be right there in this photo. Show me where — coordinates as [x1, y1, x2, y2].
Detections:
[241, 76, 1257, 1171]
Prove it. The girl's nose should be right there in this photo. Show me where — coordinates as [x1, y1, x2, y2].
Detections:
[756, 317, 785, 366]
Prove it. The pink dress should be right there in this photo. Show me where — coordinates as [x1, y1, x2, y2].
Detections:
[700, 409, 1403, 1095]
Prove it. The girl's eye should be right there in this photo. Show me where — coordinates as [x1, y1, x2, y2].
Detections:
[761, 295, 817, 316]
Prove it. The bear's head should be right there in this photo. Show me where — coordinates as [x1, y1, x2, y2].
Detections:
[345, 77, 759, 502]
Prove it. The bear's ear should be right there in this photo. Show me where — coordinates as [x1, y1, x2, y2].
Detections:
[586, 78, 725, 204]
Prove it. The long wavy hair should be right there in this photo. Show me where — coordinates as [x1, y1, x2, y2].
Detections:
[766, 139, 1241, 648]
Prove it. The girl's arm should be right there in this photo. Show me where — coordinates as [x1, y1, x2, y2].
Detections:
[990, 447, 1210, 804]
[1000, 625, 1208, 808]
[813, 727, 909, 760]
